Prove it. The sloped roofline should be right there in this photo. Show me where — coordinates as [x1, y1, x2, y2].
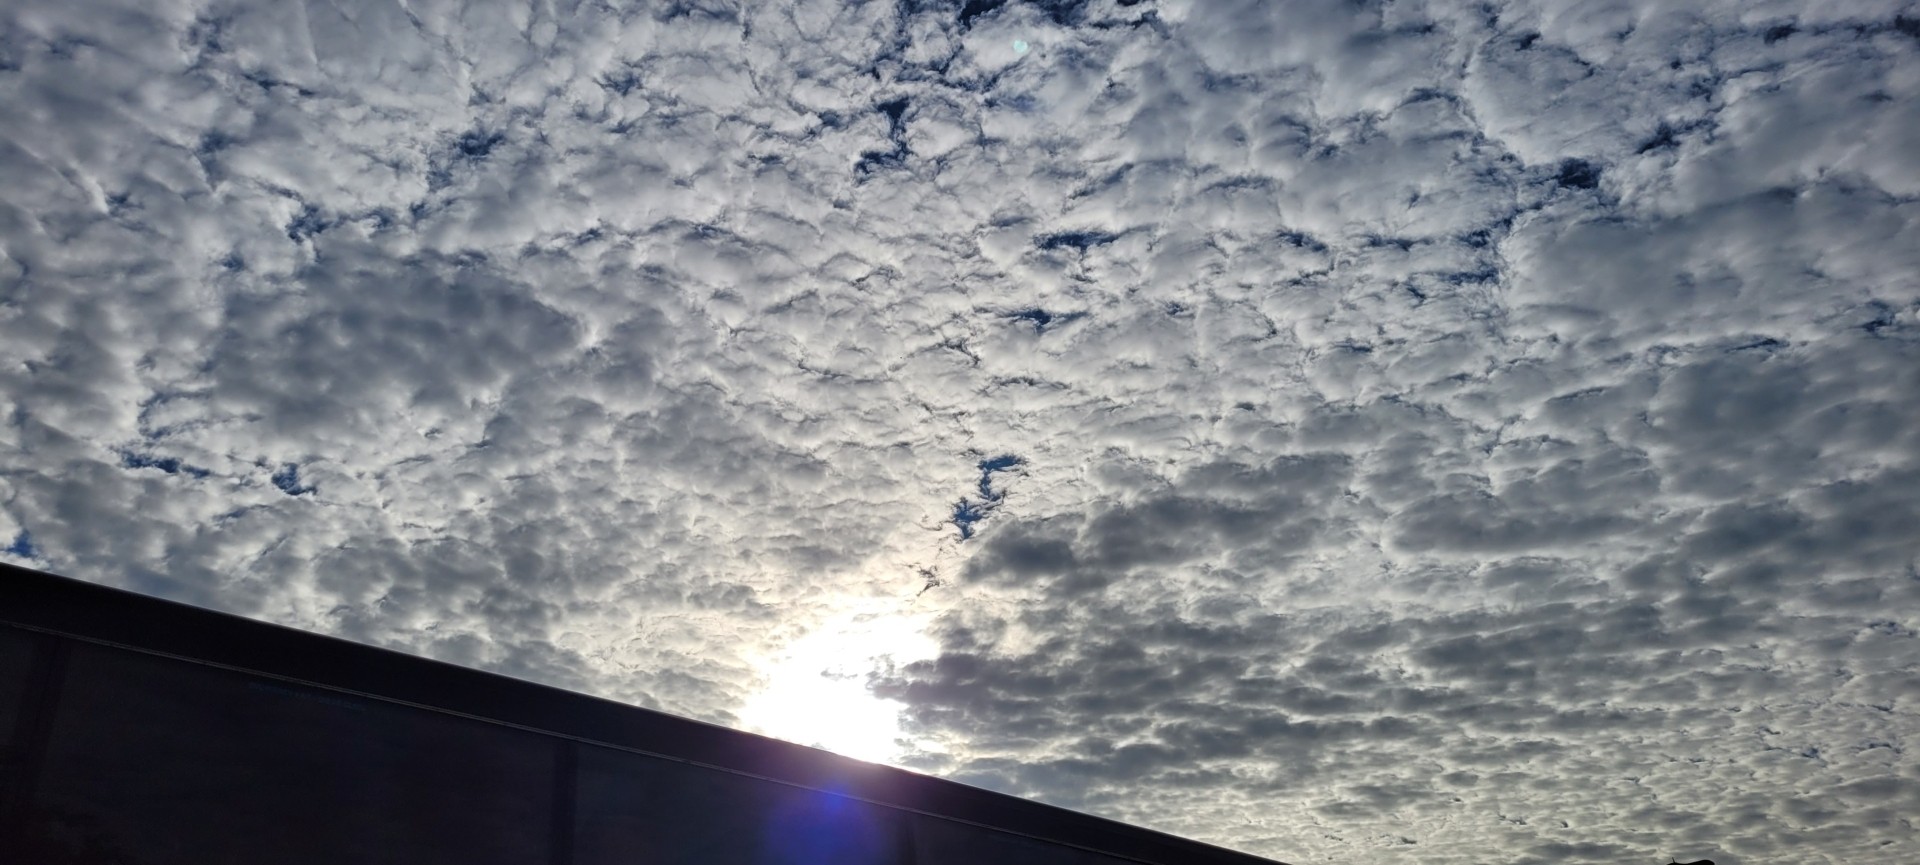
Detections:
[0, 562, 1284, 865]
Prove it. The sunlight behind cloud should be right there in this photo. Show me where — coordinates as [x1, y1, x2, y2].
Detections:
[737, 609, 939, 766]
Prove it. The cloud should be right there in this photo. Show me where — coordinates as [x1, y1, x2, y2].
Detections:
[3, 1, 1918, 863]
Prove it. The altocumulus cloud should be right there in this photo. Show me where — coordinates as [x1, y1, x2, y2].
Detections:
[3, 0, 1918, 863]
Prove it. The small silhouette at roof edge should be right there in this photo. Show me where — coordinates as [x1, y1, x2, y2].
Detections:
[1669, 859, 1715, 865]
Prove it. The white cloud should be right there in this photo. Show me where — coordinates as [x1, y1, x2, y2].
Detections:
[3, 0, 1918, 863]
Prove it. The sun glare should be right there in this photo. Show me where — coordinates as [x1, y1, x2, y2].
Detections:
[737, 611, 937, 766]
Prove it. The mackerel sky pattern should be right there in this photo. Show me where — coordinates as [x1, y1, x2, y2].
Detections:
[3, 1, 1919, 862]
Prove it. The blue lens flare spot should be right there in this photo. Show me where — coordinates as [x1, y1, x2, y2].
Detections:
[1013, 39, 1030, 54]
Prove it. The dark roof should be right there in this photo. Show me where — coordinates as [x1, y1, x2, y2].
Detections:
[0, 562, 1284, 865]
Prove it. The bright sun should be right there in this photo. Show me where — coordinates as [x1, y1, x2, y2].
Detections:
[737, 610, 938, 765]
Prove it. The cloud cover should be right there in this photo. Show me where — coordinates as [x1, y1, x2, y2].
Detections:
[2, 0, 1918, 862]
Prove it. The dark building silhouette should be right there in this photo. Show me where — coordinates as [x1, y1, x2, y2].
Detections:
[0, 563, 1282, 865]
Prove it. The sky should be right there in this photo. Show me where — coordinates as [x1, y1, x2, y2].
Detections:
[1, 0, 1917, 862]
